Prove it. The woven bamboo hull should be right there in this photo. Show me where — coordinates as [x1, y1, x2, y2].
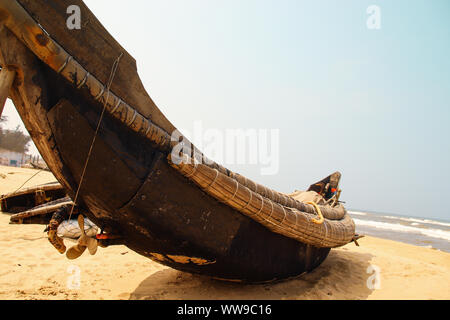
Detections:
[0, 0, 355, 282]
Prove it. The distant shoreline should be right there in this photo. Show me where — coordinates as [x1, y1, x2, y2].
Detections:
[349, 210, 450, 253]
[348, 208, 450, 225]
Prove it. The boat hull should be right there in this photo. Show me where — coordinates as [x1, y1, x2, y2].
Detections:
[47, 83, 331, 283]
[0, 0, 335, 282]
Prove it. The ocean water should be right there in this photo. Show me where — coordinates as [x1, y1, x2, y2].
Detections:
[348, 210, 450, 253]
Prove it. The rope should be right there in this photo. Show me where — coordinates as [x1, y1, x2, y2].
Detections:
[68, 53, 123, 221]
[307, 201, 325, 225]
[1, 170, 44, 199]
[205, 169, 220, 191]
[241, 188, 253, 211]
[225, 180, 239, 204]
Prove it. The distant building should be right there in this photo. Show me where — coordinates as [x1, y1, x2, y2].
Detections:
[0, 148, 25, 167]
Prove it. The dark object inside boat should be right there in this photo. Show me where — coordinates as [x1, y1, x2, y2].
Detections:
[308, 172, 342, 201]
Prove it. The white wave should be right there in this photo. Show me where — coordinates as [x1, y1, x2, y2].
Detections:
[353, 218, 450, 241]
[348, 211, 368, 216]
[381, 215, 450, 228]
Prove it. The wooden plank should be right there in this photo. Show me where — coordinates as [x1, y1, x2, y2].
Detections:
[0, 66, 15, 117]
[10, 200, 73, 224]
[0, 182, 62, 200]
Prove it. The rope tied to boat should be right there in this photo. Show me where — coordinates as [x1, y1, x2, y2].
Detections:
[306, 201, 325, 225]
[68, 53, 124, 221]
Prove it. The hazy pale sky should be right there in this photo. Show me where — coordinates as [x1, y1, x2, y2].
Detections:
[2, 0, 449, 220]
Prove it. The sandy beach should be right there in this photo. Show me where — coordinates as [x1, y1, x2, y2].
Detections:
[0, 165, 449, 300]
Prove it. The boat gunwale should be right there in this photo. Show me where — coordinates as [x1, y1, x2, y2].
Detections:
[0, 182, 63, 200]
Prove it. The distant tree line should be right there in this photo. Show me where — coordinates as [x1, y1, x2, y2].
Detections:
[0, 116, 31, 153]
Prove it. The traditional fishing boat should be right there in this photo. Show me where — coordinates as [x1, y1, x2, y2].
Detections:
[1, 181, 66, 214]
[0, 0, 358, 283]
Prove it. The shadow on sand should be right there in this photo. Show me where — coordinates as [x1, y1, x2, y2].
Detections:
[130, 249, 375, 300]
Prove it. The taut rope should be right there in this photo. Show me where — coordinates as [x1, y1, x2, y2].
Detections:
[2, 170, 44, 200]
[68, 53, 123, 221]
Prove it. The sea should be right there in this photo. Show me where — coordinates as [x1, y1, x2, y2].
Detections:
[348, 210, 450, 253]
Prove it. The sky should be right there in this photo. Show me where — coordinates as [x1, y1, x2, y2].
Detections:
[2, 0, 449, 221]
